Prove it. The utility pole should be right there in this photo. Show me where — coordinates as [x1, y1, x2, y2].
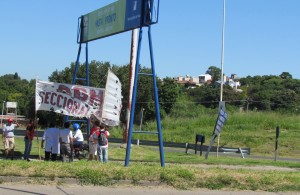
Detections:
[122, 28, 138, 148]
[217, 0, 226, 158]
[1, 101, 5, 127]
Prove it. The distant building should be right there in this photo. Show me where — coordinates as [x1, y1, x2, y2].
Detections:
[231, 74, 239, 80]
[175, 75, 199, 88]
[226, 79, 241, 89]
[199, 74, 212, 83]
[175, 72, 242, 90]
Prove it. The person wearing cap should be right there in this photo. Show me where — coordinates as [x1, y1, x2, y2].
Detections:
[72, 123, 84, 149]
[2, 118, 19, 160]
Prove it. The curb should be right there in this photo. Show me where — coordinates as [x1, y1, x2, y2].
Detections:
[0, 176, 165, 187]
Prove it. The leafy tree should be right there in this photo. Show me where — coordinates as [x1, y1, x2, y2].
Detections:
[0, 74, 32, 117]
[188, 85, 220, 109]
[223, 85, 247, 107]
[270, 89, 298, 110]
[48, 61, 164, 123]
[280, 72, 293, 79]
[2, 61, 300, 125]
[159, 77, 179, 114]
[206, 66, 221, 83]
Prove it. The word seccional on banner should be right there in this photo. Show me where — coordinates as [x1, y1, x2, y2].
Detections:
[35, 80, 105, 119]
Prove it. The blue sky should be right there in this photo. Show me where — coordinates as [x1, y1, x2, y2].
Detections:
[1, 0, 299, 81]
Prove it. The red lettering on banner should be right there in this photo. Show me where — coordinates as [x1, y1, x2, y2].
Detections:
[50, 93, 57, 106]
[67, 99, 73, 110]
[63, 96, 68, 109]
[84, 106, 91, 116]
[78, 105, 86, 116]
[57, 85, 71, 96]
[36, 81, 109, 119]
[39, 92, 45, 103]
[57, 95, 63, 107]
[71, 101, 80, 114]
[74, 87, 88, 102]
[90, 89, 103, 106]
[44, 92, 51, 104]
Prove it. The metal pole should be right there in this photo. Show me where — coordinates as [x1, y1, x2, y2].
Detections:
[139, 107, 144, 130]
[220, 0, 226, 102]
[16, 102, 18, 123]
[274, 126, 280, 161]
[85, 42, 90, 137]
[124, 29, 138, 145]
[217, 0, 226, 158]
[1, 101, 5, 127]
[148, 25, 165, 167]
[125, 27, 143, 167]
[137, 107, 144, 147]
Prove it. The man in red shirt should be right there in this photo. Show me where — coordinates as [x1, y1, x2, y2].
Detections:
[88, 120, 100, 161]
[24, 119, 35, 161]
[93, 123, 110, 162]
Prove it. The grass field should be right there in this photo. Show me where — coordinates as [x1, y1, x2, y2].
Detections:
[0, 136, 299, 191]
[109, 110, 300, 158]
[1, 110, 300, 191]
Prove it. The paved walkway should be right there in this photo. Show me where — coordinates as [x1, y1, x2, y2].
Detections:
[0, 183, 299, 195]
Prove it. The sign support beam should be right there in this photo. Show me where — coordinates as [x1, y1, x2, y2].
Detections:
[125, 24, 165, 167]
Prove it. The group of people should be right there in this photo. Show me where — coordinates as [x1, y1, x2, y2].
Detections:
[1, 118, 109, 162]
[41, 121, 78, 162]
[2, 118, 36, 161]
[41, 120, 109, 162]
[88, 120, 110, 162]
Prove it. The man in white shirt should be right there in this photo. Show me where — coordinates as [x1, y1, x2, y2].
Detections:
[59, 121, 73, 162]
[41, 121, 60, 161]
[73, 123, 84, 149]
[2, 118, 19, 160]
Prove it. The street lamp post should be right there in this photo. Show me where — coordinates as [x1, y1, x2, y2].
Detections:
[1, 101, 5, 127]
[217, 0, 226, 158]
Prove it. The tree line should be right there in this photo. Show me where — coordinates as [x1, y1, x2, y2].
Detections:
[0, 62, 299, 127]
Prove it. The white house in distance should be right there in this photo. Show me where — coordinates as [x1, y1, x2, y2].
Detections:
[199, 74, 212, 84]
[226, 74, 241, 89]
[226, 79, 241, 88]
[175, 73, 241, 90]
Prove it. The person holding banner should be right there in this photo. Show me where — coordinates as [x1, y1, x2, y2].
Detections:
[41, 121, 60, 161]
[23, 119, 35, 161]
[88, 120, 100, 161]
[2, 118, 19, 160]
[73, 123, 84, 149]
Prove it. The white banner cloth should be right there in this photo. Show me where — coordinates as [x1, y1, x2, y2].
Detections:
[35, 70, 122, 126]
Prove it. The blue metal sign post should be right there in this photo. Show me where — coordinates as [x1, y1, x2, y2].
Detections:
[125, 0, 164, 167]
[66, 41, 91, 137]
[71, 0, 163, 166]
[124, 24, 165, 167]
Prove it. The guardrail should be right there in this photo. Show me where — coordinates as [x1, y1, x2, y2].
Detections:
[185, 142, 250, 158]
[2, 129, 250, 157]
